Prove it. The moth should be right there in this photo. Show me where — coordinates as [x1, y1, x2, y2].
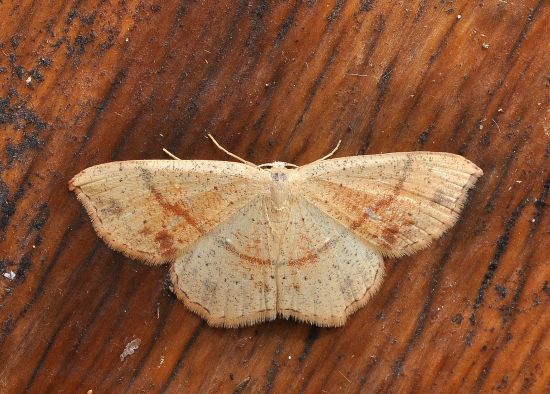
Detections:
[69, 135, 483, 327]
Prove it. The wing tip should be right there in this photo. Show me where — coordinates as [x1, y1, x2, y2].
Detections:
[68, 167, 92, 190]
[68, 175, 78, 191]
[466, 158, 484, 178]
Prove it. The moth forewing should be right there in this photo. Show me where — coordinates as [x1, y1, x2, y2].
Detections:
[294, 152, 483, 258]
[69, 160, 270, 265]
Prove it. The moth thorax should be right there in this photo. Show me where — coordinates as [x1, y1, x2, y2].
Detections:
[270, 172, 290, 211]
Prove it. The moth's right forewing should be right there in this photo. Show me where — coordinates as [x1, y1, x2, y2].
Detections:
[70, 160, 269, 264]
[292, 152, 483, 257]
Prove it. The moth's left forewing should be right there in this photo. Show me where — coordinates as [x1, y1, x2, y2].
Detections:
[69, 160, 270, 265]
[292, 152, 483, 257]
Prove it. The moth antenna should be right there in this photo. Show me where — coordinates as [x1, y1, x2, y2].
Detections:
[162, 148, 182, 160]
[207, 134, 258, 168]
[309, 139, 342, 165]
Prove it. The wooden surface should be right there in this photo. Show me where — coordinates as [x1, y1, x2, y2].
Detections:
[1, 1, 549, 392]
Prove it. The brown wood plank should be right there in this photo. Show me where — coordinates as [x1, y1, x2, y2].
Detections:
[1, 0, 549, 392]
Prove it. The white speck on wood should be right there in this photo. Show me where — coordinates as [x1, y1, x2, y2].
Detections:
[3, 271, 16, 280]
[120, 338, 141, 361]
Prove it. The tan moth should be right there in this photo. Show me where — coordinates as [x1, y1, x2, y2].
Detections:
[69, 135, 483, 327]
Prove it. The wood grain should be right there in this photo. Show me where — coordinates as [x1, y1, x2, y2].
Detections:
[1, 0, 549, 392]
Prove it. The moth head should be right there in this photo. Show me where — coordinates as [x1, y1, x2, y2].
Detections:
[258, 161, 298, 170]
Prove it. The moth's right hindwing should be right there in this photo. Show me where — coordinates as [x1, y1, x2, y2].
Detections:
[276, 196, 385, 327]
